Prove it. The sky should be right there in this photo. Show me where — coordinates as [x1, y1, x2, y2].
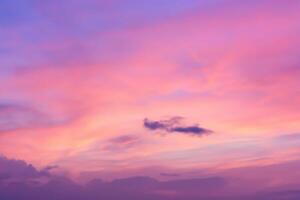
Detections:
[0, 0, 300, 199]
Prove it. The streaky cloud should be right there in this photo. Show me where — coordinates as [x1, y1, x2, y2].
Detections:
[103, 135, 140, 152]
[160, 172, 180, 177]
[275, 133, 300, 141]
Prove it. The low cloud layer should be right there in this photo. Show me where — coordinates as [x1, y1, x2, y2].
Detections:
[1, 157, 300, 200]
[0, 156, 49, 183]
[143, 117, 212, 136]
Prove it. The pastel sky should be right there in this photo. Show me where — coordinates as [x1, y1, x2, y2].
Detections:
[0, 0, 300, 185]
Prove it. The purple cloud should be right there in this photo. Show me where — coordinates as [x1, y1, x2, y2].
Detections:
[143, 117, 212, 136]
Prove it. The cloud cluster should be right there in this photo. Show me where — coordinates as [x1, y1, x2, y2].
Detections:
[143, 117, 212, 136]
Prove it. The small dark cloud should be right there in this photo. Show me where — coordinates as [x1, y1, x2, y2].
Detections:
[144, 117, 182, 130]
[171, 126, 210, 134]
[143, 119, 166, 130]
[143, 117, 212, 136]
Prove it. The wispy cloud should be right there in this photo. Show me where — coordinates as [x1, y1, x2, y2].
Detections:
[103, 135, 140, 152]
[0, 101, 74, 133]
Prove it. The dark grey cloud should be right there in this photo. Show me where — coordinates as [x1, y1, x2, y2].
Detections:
[143, 117, 212, 136]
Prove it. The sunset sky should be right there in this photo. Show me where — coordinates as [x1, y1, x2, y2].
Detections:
[0, 0, 300, 188]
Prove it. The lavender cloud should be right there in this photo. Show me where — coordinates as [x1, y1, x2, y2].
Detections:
[0, 101, 74, 133]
